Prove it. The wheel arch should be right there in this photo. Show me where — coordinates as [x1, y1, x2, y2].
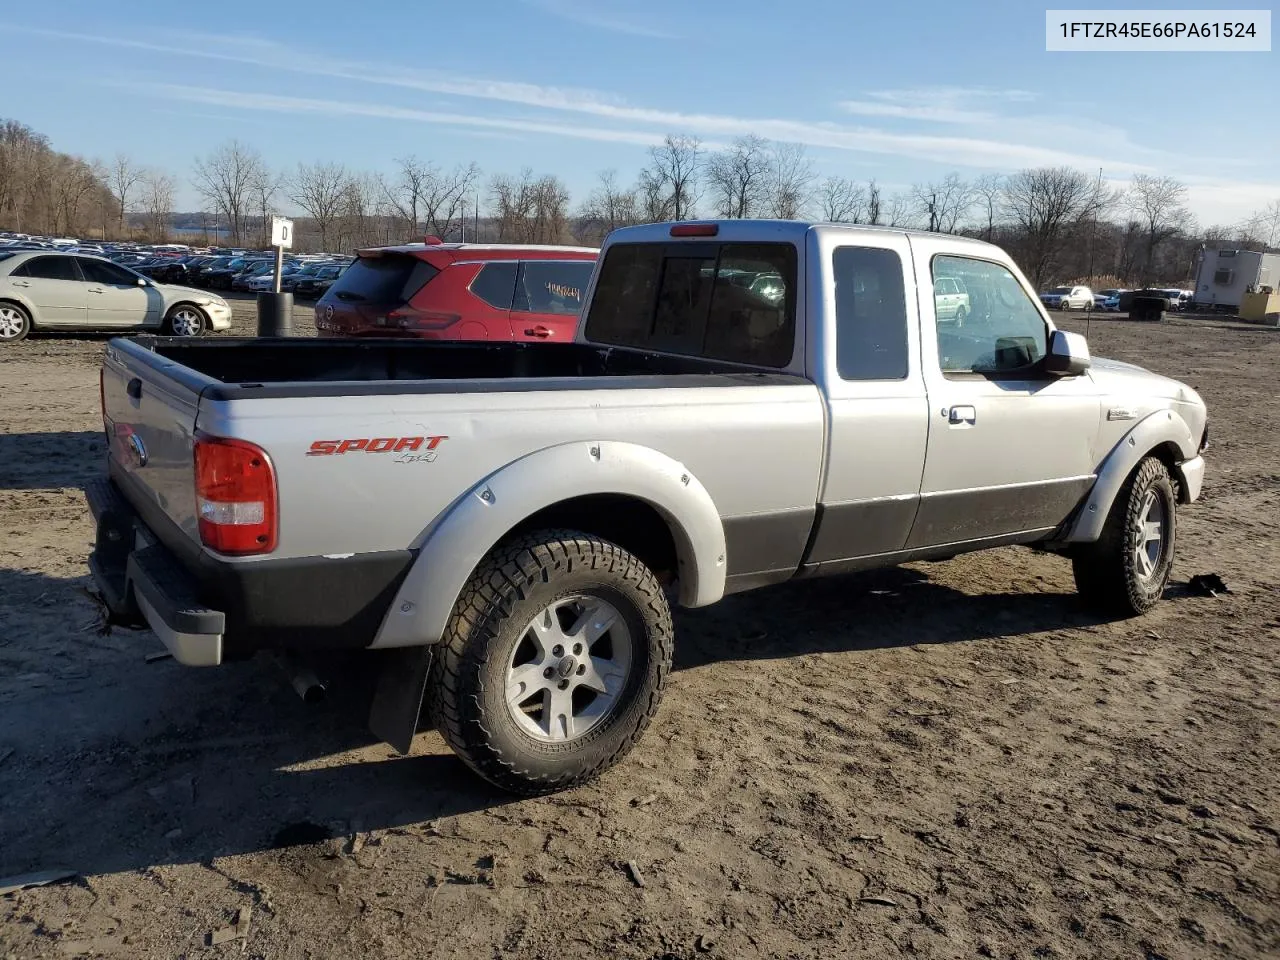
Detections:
[1062, 410, 1199, 543]
[371, 440, 727, 650]
[0, 295, 37, 328]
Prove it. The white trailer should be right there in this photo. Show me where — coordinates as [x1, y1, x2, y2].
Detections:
[1192, 248, 1280, 311]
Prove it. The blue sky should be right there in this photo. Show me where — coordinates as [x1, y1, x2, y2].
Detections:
[1, 0, 1276, 224]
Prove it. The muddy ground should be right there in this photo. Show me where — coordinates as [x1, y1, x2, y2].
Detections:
[1, 298, 1277, 960]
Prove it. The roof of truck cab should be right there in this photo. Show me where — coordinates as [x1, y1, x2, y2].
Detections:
[605, 219, 1002, 251]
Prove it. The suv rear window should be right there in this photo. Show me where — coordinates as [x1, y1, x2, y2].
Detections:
[583, 242, 796, 367]
[328, 254, 439, 304]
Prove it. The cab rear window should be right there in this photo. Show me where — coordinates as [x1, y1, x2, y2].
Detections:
[583, 242, 796, 367]
[328, 254, 438, 304]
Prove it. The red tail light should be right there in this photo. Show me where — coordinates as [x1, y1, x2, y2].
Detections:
[194, 435, 278, 555]
[388, 308, 461, 331]
[670, 223, 719, 237]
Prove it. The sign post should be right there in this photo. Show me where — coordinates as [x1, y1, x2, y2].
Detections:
[257, 216, 296, 337]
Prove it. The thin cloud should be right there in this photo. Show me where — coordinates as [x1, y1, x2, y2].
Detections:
[7, 25, 1161, 174]
[522, 0, 680, 39]
[126, 84, 673, 147]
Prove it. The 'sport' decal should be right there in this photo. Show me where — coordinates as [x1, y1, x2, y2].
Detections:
[307, 436, 448, 464]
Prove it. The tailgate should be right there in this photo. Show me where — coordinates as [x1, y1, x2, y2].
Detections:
[102, 340, 209, 547]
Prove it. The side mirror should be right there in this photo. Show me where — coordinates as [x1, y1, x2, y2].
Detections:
[137, 277, 148, 287]
[1045, 329, 1090, 376]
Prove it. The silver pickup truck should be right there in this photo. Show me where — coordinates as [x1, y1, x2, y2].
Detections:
[87, 220, 1209, 795]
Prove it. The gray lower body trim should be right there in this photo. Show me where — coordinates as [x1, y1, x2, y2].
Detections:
[804, 495, 919, 563]
[721, 506, 815, 580]
[797, 528, 1056, 579]
[906, 476, 1094, 548]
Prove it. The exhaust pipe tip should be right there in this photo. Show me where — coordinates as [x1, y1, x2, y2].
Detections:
[274, 652, 328, 704]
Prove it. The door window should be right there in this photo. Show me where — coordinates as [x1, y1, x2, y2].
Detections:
[78, 258, 140, 285]
[513, 260, 595, 315]
[13, 255, 80, 281]
[469, 262, 518, 310]
[932, 256, 1047, 376]
[832, 246, 908, 381]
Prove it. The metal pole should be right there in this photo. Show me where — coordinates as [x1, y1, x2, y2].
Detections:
[273, 243, 284, 294]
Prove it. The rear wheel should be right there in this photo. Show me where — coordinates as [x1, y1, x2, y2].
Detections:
[0, 303, 31, 343]
[1072, 456, 1176, 616]
[429, 530, 673, 795]
[954, 305, 967, 327]
[165, 305, 206, 337]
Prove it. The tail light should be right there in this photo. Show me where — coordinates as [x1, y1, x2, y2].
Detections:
[194, 434, 278, 555]
[388, 308, 461, 331]
[670, 223, 719, 237]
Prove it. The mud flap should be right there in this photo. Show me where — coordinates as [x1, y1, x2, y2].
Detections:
[367, 646, 434, 755]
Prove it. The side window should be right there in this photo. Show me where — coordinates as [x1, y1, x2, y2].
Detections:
[79, 259, 138, 285]
[469, 262, 517, 310]
[832, 246, 909, 381]
[701, 245, 796, 367]
[932, 255, 1047, 376]
[14, 256, 80, 281]
[513, 260, 595, 316]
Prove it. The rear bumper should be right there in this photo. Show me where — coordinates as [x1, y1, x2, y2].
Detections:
[84, 474, 415, 663]
[85, 477, 226, 666]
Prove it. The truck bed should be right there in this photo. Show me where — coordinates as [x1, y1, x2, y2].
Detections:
[134, 336, 802, 399]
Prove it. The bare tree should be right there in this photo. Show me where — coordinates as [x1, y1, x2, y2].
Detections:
[290, 161, 350, 251]
[865, 180, 882, 225]
[912, 173, 974, 234]
[643, 135, 701, 221]
[816, 176, 865, 223]
[636, 166, 672, 223]
[107, 154, 143, 238]
[1240, 198, 1280, 250]
[192, 141, 266, 246]
[576, 169, 639, 245]
[764, 142, 815, 219]
[491, 169, 570, 243]
[422, 163, 480, 240]
[1002, 166, 1103, 289]
[884, 192, 913, 228]
[705, 135, 768, 219]
[1127, 174, 1190, 285]
[972, 173, 1004, 240]
[250, 164, 282, 249]
[139, 171, 175, 242]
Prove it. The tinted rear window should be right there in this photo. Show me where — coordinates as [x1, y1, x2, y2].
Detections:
[583, 242, 796, 367]
[328, 254, 439, 304]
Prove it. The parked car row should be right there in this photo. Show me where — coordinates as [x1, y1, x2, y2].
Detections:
[1037, 285, 1194, 314]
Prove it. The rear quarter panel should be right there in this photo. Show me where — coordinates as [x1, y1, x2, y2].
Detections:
[196, 381, 825, 561]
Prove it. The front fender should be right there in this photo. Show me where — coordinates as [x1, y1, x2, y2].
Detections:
[1062, 409, 1199, 543]
[371, 440, 727, 649]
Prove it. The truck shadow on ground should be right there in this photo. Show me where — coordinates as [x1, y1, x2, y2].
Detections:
[0, 561, 1133, 883]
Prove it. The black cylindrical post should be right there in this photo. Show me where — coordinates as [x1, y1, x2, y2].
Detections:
[257, 292, 294, 336]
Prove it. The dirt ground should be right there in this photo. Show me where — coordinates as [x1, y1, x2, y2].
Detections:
[1, 298, 1277, 960]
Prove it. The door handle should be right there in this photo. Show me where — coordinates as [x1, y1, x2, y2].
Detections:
[87, 288, 104, 294]
[948, 405, 977, 425]
[524, 326, 552, 339]
[12, 281, 29, 288]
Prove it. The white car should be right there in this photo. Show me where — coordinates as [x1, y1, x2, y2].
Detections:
[1040, 285, 1095, 311]
[0, 250, 233, 343]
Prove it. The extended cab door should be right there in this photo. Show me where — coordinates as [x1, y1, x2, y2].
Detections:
[907, 236, 1101, 548]
[512, 259, 595, 342]
[803, 229, 929, 566]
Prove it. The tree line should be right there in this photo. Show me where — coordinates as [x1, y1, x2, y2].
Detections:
[3, 117, 1279, 289]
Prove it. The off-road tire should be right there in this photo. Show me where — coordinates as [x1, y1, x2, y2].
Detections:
[428, 529, 673, 795]
[1072, 456, 1176, 617]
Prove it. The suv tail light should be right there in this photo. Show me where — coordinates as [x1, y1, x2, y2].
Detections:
[194, 434, 278, 555]
[388, 308, 461, 331]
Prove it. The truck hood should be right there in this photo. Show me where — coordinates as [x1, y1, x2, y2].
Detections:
[1088, 356, 1201, 403]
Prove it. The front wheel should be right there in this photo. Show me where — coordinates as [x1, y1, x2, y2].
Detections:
[429, 530, 673, 795]
[1072, 456, 1176, 616]
[165, 305, 207, 337]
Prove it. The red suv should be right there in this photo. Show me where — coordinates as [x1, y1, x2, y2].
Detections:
[314, 240, 598, 342]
